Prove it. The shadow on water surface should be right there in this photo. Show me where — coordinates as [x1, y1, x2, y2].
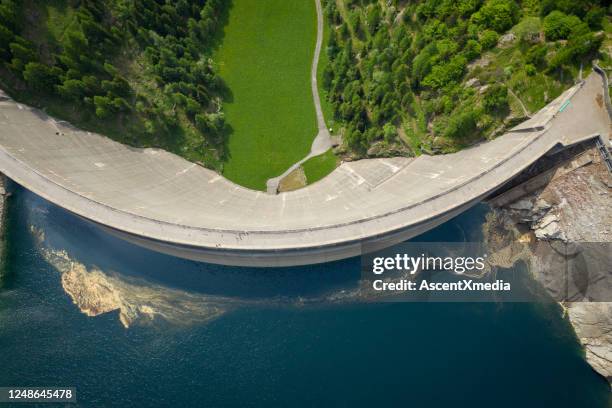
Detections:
[11, 182, 491, 326]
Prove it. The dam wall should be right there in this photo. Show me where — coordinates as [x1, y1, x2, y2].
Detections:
[0, 73, 609, 266]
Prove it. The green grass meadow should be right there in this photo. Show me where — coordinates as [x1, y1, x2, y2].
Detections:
[216, 0, 319, 190]
[302, 149, 338, 185]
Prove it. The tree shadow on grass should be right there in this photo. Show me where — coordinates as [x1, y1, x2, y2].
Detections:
[215, 76, 234, 103]
[209, 0, 234, 53]
[217, 122, 234, 162]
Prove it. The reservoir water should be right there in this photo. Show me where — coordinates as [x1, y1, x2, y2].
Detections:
[0, 185, 609, 407]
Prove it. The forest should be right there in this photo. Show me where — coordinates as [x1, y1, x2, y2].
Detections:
[0, 0, 610, 169]
[322, 0, 610, 156]
[0, 0, 228, 167]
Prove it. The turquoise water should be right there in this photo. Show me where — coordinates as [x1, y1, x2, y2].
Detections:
[0, 185, 609, 407]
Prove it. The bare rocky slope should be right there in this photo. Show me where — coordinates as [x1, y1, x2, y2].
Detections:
[484, 146, 611, 384]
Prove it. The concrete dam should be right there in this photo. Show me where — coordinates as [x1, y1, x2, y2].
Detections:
[0, 72, 609, 266]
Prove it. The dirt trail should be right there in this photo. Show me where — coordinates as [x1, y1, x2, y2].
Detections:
[508, 88, 531, 118]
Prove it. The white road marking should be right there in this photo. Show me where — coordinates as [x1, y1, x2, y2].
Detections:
[380, 160, 400, 172]
[175, 164, 195, 176]
[343, 166, 366, 185]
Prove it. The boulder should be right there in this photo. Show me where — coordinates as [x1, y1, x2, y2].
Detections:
[535, 213, 559, 229]
[534, 221, 565, 241]
[498, 32, 516, 47]
[468, 56, 492, 71]
[465, 77, 481, 88]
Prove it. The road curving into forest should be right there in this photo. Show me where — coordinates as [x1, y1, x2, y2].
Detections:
[0, 72, 609, 267]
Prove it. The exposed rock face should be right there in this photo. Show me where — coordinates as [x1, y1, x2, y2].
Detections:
[366, 141, 411, 158]
[485, 147, 612, 385]
[478, 84, 490, 95]
[533, 213, 565, 241]
[567, 303, 612, 383]
[523, 31, 543, 44]
[498, 32, 516, 47]
[468, 55, 491, 71]
[465, 77, 481, 88]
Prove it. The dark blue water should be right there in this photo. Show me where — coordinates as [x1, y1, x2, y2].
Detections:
[0, 185, 609, 407]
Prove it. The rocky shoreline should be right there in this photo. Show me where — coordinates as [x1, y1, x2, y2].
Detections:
[485, 145, 612, 385]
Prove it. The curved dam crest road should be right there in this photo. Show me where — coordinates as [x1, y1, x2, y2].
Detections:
[0, 73, 609, 267]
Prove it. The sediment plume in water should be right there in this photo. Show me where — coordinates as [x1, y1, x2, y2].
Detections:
[32, 226, 232, 328]
[48, 247, 229, 328]
[29, 225, 362, 328]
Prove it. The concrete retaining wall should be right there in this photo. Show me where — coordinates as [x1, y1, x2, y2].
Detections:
[593, 63, 612, 120]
